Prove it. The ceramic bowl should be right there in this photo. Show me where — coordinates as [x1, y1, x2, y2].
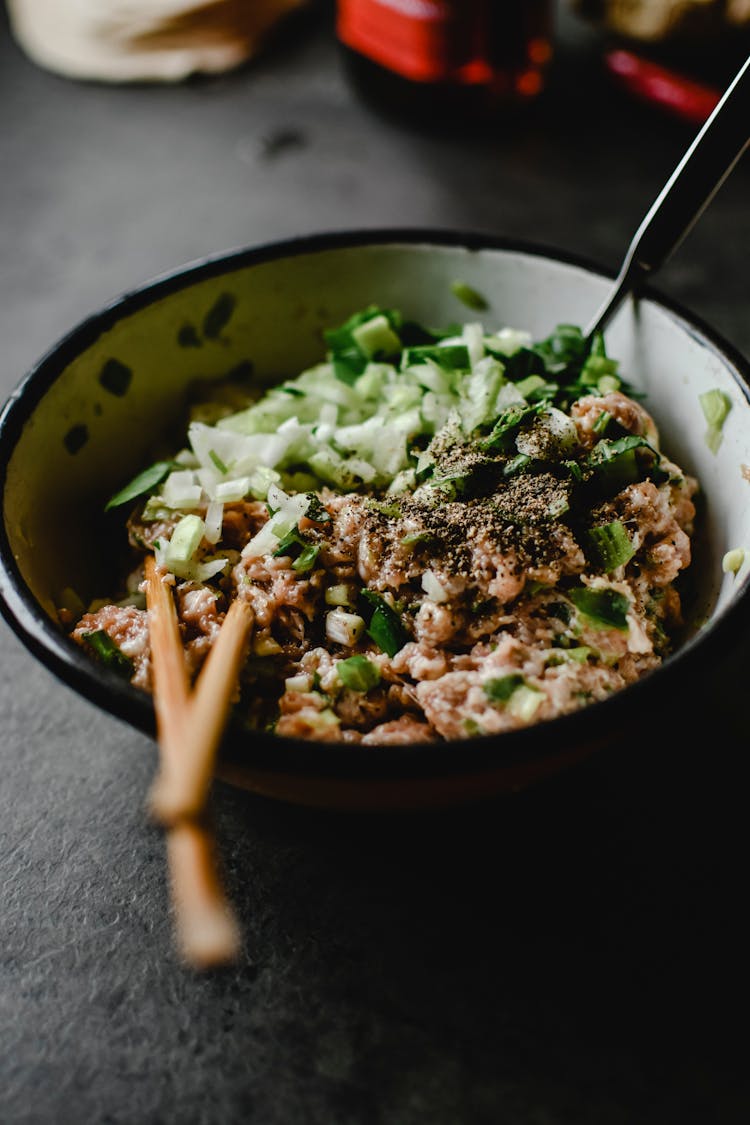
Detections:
[2, 229, 750, 809]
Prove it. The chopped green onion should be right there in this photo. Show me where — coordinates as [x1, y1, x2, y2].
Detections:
[480, 403, 540, 451]
[586, 520, 635, 573]
[326, 609, 366, 646]
[722, 547, 745, 575]
[504, 454, 532, 478]
[360, 589, 409, 658]
[325, 584, 355, 607]
[515, 374, 548, 400]
[507, 684, 544, 721]
[332, 349, 367, 385]
[550, 645, 593, 664]
[352, 314, 402, 358]
[104, 460, 175, 511]
[292, 543, 320, 573]
[483, 674, 525, 703]
[336, 655, 382, 692]
[208, 448, 229, 474]
[700, 389, 732, 453]
[403, 344, 471, 372]
[570, 586, 630, 630]
[401, 530, 436, 548]
[253, 635, 283, 656]
[81, 629, 133, 677]
[450, 280, 489, 311]
[273, 528, 309, 558]
[587, 434, 659, 491]
[165, 514, 205, 566]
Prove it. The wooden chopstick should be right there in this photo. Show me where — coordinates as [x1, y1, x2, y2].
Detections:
[167, 819, 241, 970]
[144, 556, 243, 969]
[144, 554, 190, 763]
[149, 597, 254, 825]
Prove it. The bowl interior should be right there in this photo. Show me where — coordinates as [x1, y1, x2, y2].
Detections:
[2, 233, 750, 796]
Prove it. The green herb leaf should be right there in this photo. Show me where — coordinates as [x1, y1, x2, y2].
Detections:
[336, 654, 381, 692]
[81, 629, 134, 677]
[104, 460, 176, 511]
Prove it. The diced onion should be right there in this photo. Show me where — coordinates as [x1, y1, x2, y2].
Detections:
[204, 500, 224, 545]
[214, 477, 250, 503]
[162, 470, 202, 510]
[421, 570, 448, 604]
[285, 674, 312, 693]
[325, 609, 365, 646]
[325, 584, 354, 607]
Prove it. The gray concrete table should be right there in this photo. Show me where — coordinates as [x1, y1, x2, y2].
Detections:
[1, 4, 748, 1123]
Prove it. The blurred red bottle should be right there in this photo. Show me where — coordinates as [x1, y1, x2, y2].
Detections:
[336, 0, 555, 128]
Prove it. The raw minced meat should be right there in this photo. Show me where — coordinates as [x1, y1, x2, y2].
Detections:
[70, 310, 699, 745]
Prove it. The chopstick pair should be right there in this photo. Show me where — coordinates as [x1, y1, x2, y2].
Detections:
[144, 555, 254, 970]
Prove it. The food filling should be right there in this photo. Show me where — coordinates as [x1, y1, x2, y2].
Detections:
[67, 306, 699, 744]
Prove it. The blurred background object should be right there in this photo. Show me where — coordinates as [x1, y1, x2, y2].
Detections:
[4, 0, 311, 82]
[570, 0, 750, 121]
[335, 0, 555, 129]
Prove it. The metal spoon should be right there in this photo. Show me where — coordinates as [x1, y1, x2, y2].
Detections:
[585, 53, 750, 341]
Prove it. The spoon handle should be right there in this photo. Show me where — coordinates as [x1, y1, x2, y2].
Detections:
[586, 52, 750, 339]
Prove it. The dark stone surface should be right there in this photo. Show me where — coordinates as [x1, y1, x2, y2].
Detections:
[1, 4, 749, 1123]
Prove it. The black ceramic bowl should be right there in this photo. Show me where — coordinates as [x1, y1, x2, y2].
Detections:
[2, 229, 750, 809]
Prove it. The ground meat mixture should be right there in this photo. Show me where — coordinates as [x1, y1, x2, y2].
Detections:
[69, 316, 700, 746]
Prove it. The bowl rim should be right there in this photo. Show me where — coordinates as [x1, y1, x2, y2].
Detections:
[3, 225, 750, 781]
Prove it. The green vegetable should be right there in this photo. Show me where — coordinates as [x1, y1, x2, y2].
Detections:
[450, 280, 489, 311]
[352, 314, 402, 359]
[483, 674, 525, 703]
[292, 544, 320, 573]
[336, 655, 381, 692]
[699, 388, 732, 453]
[586, 520, 635, 573]
[274, 527, 309, 558]
[507, 684, 544, 721]
[81, 629, 133, 677]
[480, 403, 540, 452]
[401, 530, 436, 548]
[165, 514, 205, 565]
[569, 586, 630, 630]
[587, 435, 662, 491]
[403, 344, 471, 372]
[503, 453, 532, 477]
[104, 460, 175, 511]
[722, 547, 745, 575]
[360, 589, 409, 658]
[208, 448, 229, 474]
